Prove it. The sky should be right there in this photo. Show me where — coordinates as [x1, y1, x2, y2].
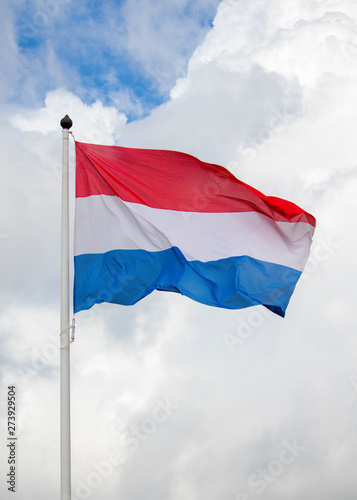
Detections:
[1, 0, 357, 499]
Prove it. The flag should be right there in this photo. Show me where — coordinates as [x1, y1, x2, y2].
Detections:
[74, 141, 315, 317]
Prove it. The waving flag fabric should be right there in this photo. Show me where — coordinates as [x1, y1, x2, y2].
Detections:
[74, 141, 315, 317]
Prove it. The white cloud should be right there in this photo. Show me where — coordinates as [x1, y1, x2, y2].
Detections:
[2, 1, 357, 499]
[10, 87, 127, 143]
[112, 0, 221, 93]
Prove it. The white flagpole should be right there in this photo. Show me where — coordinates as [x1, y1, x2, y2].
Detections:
[60, 115, 73, 500]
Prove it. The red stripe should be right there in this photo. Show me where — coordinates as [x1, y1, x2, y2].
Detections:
[75, 141, 316, 226]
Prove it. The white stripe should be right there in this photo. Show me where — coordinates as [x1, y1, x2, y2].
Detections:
[74, 195, 314, 271]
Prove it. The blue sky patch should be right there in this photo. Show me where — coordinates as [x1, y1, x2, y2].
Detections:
[11, 0, 221, 121]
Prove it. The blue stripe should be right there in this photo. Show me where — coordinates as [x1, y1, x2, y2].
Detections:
[73, 248, 302, 317]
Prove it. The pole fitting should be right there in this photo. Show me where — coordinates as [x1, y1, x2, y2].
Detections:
[60, 115, 73, 130]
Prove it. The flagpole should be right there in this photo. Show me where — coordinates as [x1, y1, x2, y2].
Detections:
[60, 115, 73, 500]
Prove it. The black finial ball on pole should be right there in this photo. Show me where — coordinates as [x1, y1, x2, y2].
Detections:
[60, 115, 73, 130]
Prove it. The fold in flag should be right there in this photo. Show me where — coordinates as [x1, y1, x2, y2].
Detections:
[74, 142, 315, 317]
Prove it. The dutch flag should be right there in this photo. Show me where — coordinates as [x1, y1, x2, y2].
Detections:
[74, 141, 315, 317]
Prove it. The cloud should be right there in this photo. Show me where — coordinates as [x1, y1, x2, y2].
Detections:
[2, 1, 357, 499]
[116, 0, 220, 87]
[10, 87, 127, 143]
[5, 0, 221, 119]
